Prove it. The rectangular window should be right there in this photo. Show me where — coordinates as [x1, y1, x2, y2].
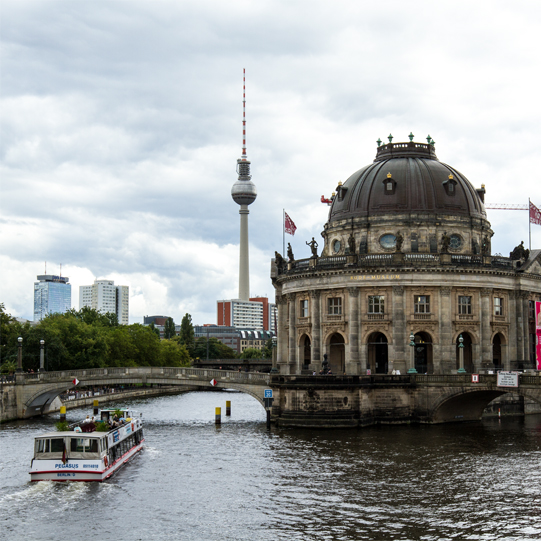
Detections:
[414, 295, 430, 314]
[50, 438, 64, 453]
[328, 297, 342, 315]
[300, 299, 309, 318]
[368, 295, 385, 314]
[37, 439, 50, 453]
[458, 296, 472, 315]
[494, 297, 504, 316]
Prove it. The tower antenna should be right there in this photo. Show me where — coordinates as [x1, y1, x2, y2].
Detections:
[242, 68, 247, 161]
[231, 69, 257, 300]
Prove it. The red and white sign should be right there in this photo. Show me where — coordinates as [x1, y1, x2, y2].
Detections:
[284, 212, 297, 236]
[530, 201, 541, 226]
[210, 379, 217, 386]
[72, 378, 79, 386]
[471, 374, 479, 383]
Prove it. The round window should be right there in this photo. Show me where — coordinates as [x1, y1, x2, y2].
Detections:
[333, 240, 341, 253]
[450, 234, 462, 250]
[380, 234, 397, 249]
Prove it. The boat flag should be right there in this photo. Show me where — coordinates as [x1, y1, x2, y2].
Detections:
[62, 442, 67, 464]
[530, 201, 541, 226]
[72, 378, 79, 386]
[284, 212, 297, 236]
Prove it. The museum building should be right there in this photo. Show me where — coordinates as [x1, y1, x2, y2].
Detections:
[271, 137, 541, 375]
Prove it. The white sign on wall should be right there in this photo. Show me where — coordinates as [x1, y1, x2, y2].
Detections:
[497, 371, 519, 388]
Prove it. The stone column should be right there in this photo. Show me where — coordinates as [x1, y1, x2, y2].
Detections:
[287, 293, 297, 374]
[276, 295, 288, 373]
[347, 287, 360, 374]
[522, 292, 531, 367]
[439, 287, 453, 374]
[480, 288, 492, 369]
[310, 290, 321, 371]
[508, 291, 518, 368]
[392, 286, 405, 374]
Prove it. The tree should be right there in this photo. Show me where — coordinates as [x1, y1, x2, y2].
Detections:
[148, 322, 161, 338]
[240, 347, 264, 360]
[193, 337, 237, 360]
[178, 313, 194, 355]
[262, 338, 274, 359]
[159, 339, 190, 366]
[164, 317, 176, 339]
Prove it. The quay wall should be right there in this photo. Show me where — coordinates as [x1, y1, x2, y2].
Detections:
[0, 384, 17, 423]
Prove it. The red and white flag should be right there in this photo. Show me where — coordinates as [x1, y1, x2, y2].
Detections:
[530, 201, 541, 226]
[284, 212, 297, 236]
[72, 378, 79, 386]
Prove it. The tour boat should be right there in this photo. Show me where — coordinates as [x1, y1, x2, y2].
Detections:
[29, 408, 144, 482]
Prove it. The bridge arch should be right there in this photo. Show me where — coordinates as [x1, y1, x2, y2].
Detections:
[18, 368, 270, 417]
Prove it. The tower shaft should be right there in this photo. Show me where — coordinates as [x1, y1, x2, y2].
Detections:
[239, 205, 250, 300]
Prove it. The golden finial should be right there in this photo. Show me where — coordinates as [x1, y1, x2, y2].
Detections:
[387, 172, 392, 178]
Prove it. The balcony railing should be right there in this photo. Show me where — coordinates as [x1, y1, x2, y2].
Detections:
[277, 253, 515, 276]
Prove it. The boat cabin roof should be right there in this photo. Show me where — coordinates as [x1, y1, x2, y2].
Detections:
[35, 431, 106, 439]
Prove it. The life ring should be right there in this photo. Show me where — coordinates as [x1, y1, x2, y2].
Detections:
[104, 456, 108, 467]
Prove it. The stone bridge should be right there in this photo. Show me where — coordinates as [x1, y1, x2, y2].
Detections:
[5, 367, 270, 419]
[269, 373, 541, 427]
[4, 368, 541, 427]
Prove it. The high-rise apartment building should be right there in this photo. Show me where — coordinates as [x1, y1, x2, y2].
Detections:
[217, 297, 276, 332]
[79, 279, 130, 324]
[33, 275, 72, 321]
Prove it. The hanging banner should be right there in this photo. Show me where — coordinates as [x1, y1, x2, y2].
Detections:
[535, 301, 541, 370]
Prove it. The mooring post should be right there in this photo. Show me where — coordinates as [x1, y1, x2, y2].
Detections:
[226, 400, 231, 416]
[93, 399, 99, 417]
[215, 407, 221, 425]
[60, 405, 66, 422]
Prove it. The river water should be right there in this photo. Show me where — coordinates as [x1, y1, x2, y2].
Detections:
[2, 391, 541, 540]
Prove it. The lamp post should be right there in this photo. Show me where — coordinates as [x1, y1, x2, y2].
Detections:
[457, 334, 466, 373]
[17, 336, 23, 372]
[270, 336, 278, 373]
[40, 339, 45, 372]
[408, 330, 418, 374]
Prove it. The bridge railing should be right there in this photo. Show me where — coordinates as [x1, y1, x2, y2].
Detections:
[271, 373, 541, 385]
[17, 367, 270, 385]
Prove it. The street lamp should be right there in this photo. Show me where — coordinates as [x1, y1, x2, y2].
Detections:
[17, 336, 23, 372]
[457, 334, 466, 373]
[270, 336, 279, 374]
[408, 330, 418, 374]
[40, 339, 46, 372]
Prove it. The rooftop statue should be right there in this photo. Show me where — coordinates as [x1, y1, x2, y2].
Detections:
[440, 232, 450, 253]
[287, 243, 295, 262]
[510, 241, 530, 261]
[348, 233, 356, 255]
[306, 237, 318, 258]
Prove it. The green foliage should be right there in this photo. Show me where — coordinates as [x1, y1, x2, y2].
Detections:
[55, 421, 69, 431]
[193, 337, 237, 360]
[148, 322, 161, 338]
[0, 305, 194, 371]
[164, 317, 176, 339]
[95, 422, 110, 432]
[240, 347, 264, 360]
[178, 313, 195, 355]
[261, 338, 274, 360]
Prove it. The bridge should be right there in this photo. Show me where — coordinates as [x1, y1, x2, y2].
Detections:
[3, 368, 541, 427]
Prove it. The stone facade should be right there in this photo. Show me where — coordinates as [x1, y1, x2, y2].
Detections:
[272, 140, 541, 375]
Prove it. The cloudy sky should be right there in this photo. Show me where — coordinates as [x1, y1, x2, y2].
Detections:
[1, 0, 541, 325]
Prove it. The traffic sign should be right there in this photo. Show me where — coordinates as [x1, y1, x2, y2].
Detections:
[210, 379, 217, 386]
[264, 389, 273, 398]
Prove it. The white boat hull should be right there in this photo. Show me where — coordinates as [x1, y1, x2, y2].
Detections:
[30, 440, 144, 482]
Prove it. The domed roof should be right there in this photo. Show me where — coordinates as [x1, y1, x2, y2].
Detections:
[329, 140, 486, 223]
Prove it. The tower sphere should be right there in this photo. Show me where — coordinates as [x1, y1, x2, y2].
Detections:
[232, 158, 257, 206]
[231, 179, 257, 206]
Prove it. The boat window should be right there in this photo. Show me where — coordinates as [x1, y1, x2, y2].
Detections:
[37, 439, 49, 453]
[70, 438, 99, 453]
[50, 438, 64, 453]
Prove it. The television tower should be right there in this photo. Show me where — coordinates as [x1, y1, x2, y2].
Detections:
[231, 69, 257, 301]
